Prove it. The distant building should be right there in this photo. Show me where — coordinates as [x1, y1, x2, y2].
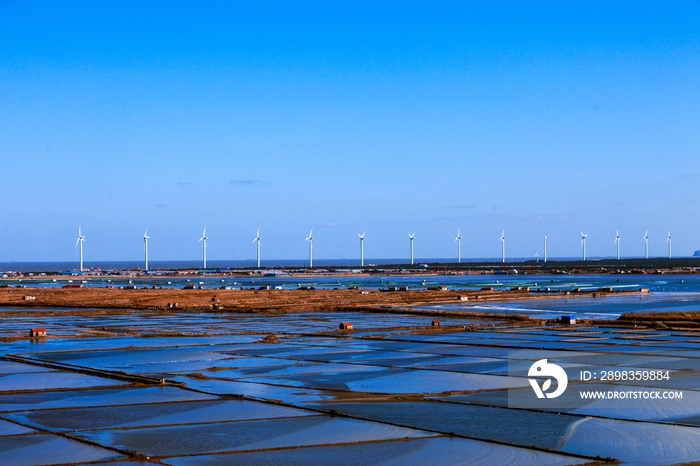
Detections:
[29, 328, 47, 337]
[339, 322, 353, 330]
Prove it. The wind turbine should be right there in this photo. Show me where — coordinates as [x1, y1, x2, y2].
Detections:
[409, 233, 415, 265]
[143, 229, 150, 271]
[198, 227, 208, 269]
[500, 230, 506, 263]
[543, 235, 547, 263]
[75, 226, 86, 272]
[643, 231, 649, 259]
[358, 232, 366, 266]
[535, 247, 544, 262]
[455, 229, 462, 263]
[667, 231, 672, 259]
[614, 230, 621, 260]
[581, 231, 588, 261]
[252, 227, 261, 268]
[305, 228, 314, 268]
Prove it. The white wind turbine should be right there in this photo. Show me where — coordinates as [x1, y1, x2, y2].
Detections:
[305, 228, 314, 268]
[543, 235, 547, 263]
[252, 227, 261, 268]
[667, 231, 672, 259]
[581, 231, 588, 261]
[614, 230, 621, 260]
[198, 227, 208, 269]
[75, 226, 86, 272]
[143, 229, 150, 271]
[409, 233, 415, 265]
[500, 230, 506, 263]
[455, 229, 462, 263]
[358, 232, 366, 266]
[644, 231, 649, 259]
[535, 247, 544, 262]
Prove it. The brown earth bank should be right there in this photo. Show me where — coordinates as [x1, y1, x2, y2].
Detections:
[0, 286, 646, 314]
[614, 311, 700, 330]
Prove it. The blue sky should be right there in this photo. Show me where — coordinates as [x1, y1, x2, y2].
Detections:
[1, 1, 699, 262]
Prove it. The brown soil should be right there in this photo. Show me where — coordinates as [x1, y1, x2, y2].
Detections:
[0, 287, 644, 315]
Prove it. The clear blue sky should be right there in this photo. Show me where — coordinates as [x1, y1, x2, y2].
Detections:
[1, 1, 699, 262]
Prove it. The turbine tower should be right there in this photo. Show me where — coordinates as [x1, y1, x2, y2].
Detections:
[581, 231, 588, 261]
[358, 232, 366, 266]
[543, 235, 547, 263]
[252, 227, 261, 268]
[500, 230, 506, 263]
[305, 228, 314, 268]
[643, 231, 649, 259]
[667, 231, 672, 259]
[408, 233, 415, 265]
[75, 226, 86, 272]
[455, 229, 462, 263]
[614, 230, 621, 260]
[143, 229, 150, 271]
[198, 227, 208, 269]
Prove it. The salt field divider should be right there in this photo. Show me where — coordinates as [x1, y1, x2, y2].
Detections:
[2, 355, 178, 387]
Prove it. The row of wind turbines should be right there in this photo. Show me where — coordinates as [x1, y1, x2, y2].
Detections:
[72, 226, 677, 272]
